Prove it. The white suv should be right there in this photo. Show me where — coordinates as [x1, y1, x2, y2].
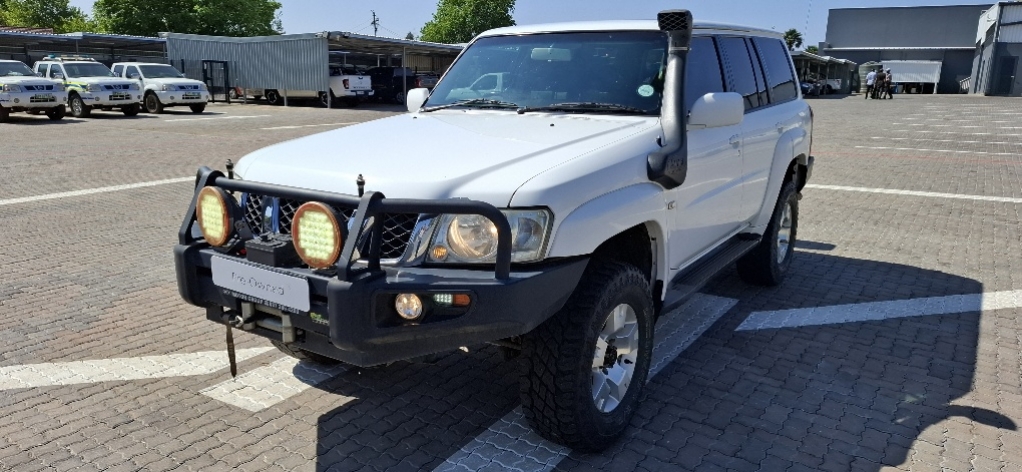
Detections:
[175, 10, 814, 451]
[0, 59, 68, 122]
[33, 56, 142, 118]
[111, 62, 210, 114]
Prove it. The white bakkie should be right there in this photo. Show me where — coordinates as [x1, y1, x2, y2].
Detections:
[33, 56, 142, 118]
[111, 62, 210, 114]
[0, 59, 67, 122]
[178, 11, 815, 452]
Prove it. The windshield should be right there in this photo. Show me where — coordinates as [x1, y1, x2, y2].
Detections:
[139, 65, 184, 78]
[426, 31, 667, 114]
[0, 61, 36, 77]
[63, 63, 115, 78]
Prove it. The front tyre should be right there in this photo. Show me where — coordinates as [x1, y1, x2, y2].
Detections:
[519, 260, 653, 452]
[736, 180, 799, 286]
[189, 104, 206, 113]
[144, 93, 164, 114]
[265, 89, 282, 105]
[46, 105, 66, 120]
[69, 94, 91, 118]
[122, 104, 140, 116]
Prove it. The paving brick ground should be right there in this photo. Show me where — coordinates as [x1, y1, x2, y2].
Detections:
[0, 94, 1020, 471]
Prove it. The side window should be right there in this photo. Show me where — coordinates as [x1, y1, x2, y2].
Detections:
[746, 38, 769, 107]
[112, 65, 123, 76]
[35, 63, 45, 75]
[126, 66, 140, 78]
[48, 64, 62, 79]
[753, 37, 798, 104]
[684, 36, 725, 114]
[717, 36, 760, 111]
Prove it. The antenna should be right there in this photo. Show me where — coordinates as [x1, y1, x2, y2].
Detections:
[371, 11, 379, 37]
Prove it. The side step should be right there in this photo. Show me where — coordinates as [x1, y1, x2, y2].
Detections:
[661, 236, 761, 314]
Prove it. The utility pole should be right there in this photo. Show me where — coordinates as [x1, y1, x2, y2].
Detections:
[371, 11, 379, 37]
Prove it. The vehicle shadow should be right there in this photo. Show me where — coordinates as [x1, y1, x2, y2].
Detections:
[0, 117, 84, 125]
[302, 250, 1012, 471]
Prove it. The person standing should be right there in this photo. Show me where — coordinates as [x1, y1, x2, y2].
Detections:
[873, 69, 887, 99]
[882, 68, 894, 99]
[865, 68, 877, 99]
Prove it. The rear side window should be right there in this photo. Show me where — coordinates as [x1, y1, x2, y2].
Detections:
[753, 37, 798, 104]
[717, 36, 761, 111]
[747, 38, 769, 107]
[685, 36, 725, 114]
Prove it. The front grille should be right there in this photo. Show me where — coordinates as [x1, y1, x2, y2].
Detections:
[29, 95, 55, 103]
[243, 194, 418, 260]
[178, 85, 201, 90]
[103, 84, 130, 90]
[109, 93, 132, 100]
[23, 85, 53, 91]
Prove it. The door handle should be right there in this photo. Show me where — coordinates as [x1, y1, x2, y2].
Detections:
[728, 134, 740, 146]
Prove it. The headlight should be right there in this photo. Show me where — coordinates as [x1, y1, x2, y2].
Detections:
[162, 84, 176, 91]
[199, 83, 208, 91]
[195, 187, 233, 247]
[2, 84, 22, 93]
[87, 84, 101, 92]
[292, 202, 345, 269]
[427, 209, 551, 264]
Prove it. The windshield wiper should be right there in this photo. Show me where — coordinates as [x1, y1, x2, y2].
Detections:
[420, 98, 520, 112]
[516, 102, 652, 115]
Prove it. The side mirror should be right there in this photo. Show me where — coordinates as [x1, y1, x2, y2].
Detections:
[406, 87, 430, 112]
[688, 92, 744, 129]
[52, 73, 64, 80]
[128, 73, 140, 79]
[36, 71, 43, 77]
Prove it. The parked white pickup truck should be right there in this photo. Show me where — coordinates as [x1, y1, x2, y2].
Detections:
[176, 10, 814, 451]
[111, 62, 210, 114]
[0, 59, 67, 122]
[263, 64, 372, 107]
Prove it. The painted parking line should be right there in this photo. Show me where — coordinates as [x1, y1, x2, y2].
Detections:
[900, 118, 1013, 123]
[0, 348, 273, 390]
[434, 294, 738, 472]
[0, 177, 192, 207]
[163, 115, 271, 123]
[853, 145, 1018, 156]
[806, 184, 1022, 204]
[870, 137, 1021, 146]
[735, 290, 1022, 331]
[200, 357, 350, 412]
[888, 130, 1022, 137]
[260, 122, 357, 130]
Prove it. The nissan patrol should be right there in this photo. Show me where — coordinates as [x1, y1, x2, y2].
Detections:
[111, 62, 210, 114]
[175, 10, 814, 451]
[0, 59, 67, 122]
[34, 56, 142, 118]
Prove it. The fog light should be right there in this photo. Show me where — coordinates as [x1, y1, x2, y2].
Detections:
[195, 186, 232, 246]
[431, 245, 448, 261]
[171, 96, 176, 100]
[395, 294, 423, 320]
[13, 98, 19, 104]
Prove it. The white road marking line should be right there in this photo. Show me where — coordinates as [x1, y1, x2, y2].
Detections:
[900, 118, 1012, 123]
[735, 290, 1022, 331]
[853, 145, 1018, 156]
[806, 184, 1022, 204]
[434, 294, 738, 472]
[888, 130, 1022, 137]
[260, 122, 357, 130]
[163, 115, 270, 123]
[870, 137, 1020, 146]
[200, 357, 350, 412]
[0, 348, 273, 390]
[0, 177, 192, 207]
[890, 123, 986, 128]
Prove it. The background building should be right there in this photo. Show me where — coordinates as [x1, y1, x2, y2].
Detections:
[822, 4, 992, 93]
[972, 2, 1022, 95]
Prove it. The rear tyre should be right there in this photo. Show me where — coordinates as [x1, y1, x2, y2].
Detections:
[265, 89, 282, 105]
[271, 340, 341, 365]
[736, 180, 799, 286]
[519, 260, 653, 452]
[144, 93, 164, 114]
[122, 104, 140, 116]
[46, 105, 66, 120]
[189, 104, 206, 113]
[393, 91, 406, 105]
[69, 94, 91, 118]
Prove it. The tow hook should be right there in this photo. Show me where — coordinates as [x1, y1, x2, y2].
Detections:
[229, 314, 245, 328]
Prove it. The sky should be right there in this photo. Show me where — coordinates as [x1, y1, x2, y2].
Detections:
[68, 0, 992, 47]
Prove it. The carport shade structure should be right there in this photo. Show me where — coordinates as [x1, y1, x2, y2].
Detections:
[0, 31, 166, 66]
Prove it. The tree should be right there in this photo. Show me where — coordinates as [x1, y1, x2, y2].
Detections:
[805, 45, 819, 54]
[405, 31, 415, 40]
[0, 0, 98, 33]
[420, 0, 514, 44]
[783, 28, 803, 51]
[94, 0, 283, 37]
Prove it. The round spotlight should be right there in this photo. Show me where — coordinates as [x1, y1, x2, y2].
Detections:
[395, 294, 423, 320]
[292, 202, 343, 269]
[195, 186, 232, 246]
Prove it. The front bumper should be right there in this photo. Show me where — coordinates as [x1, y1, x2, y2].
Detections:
[0, 91, 68, 109]
[80, 91, 142, 106]
[156, 90, 210, 105]
[175, 167, 586, 366]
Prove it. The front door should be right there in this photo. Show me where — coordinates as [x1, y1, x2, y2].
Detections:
[995, 56, 1018, 96]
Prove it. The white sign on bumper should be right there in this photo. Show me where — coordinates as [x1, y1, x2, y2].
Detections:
[211, 256, 310, 313]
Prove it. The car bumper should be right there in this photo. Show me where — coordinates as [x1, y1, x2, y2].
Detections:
[0, 91, 68, 108]
[156, 90, 210, 105]
[174, 167, 587, 367]
[80, 92, 142, 106]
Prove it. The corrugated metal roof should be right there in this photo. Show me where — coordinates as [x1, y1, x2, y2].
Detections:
[325, 32, 462, 56]
[165, 32, 328, 91]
